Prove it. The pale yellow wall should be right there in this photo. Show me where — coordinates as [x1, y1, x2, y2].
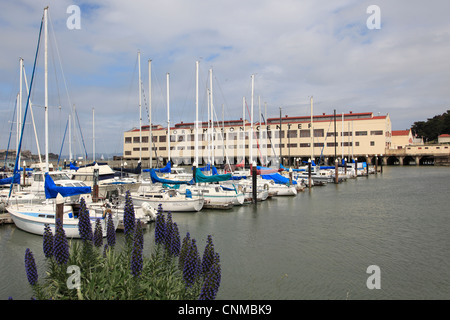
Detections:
[123, 113, 392, 162]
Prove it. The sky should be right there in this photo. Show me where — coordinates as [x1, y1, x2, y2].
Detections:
[1, 0, 450, 158]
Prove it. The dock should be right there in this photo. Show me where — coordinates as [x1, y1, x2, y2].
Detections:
[0, 213, 13, 225]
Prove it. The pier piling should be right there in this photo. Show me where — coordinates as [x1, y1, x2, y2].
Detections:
[252, 162, 257, 204]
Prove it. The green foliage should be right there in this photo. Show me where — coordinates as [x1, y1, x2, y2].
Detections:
[411, 110, 450, 142]
[28, 238, 197, 300]
[23, 199, 221, 300]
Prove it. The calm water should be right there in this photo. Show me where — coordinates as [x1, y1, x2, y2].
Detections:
[1, 166, 450, 300]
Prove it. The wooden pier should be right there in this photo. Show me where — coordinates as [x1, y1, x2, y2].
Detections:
[0, 213, 13, 225]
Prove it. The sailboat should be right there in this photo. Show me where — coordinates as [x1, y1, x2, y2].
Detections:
[125, 167, 204, 212]
[4, 7, 121, 237]
[7, 173, 120, 238]
[179, 167, 245, 209]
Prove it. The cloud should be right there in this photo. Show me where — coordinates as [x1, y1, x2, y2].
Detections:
[1, 0, 450, 156]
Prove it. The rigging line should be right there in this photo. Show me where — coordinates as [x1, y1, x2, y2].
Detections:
[318, 119, 333, 164]
[261, 113, 278, 159]
[48, 11, 73, 111]
[9, 16, 43, 198]
[57, 118, 69, 166]
[74, 107, 88, 160]
[212, 74, 231, 119]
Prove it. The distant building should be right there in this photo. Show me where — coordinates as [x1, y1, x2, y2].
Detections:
[123, 111, 392, 166]
[438, 134, 450, 144]
[391, 130, 413, 149]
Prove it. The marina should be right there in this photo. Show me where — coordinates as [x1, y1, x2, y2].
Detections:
[1, 166, 450, 300]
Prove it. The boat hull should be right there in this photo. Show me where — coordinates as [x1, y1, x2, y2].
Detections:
[129, 195, 204, 212]
[6, 204, 119, 238]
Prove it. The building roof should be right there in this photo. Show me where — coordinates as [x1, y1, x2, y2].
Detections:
[266, 111, 388, 125]
[439, 134, 450, 137]
[392, 130, 411, 136]
[127, 111, 389, 132]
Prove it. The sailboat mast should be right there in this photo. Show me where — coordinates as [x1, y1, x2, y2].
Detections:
[342, 112, 344, 161]
[138, 50, 142, 162]
[18, 58, 23, 170]
[69, 114, 72, 162]
[242, 96, 245, 164]
[209, 68, 214, 166]
[148, 59, 152, 168]
[310, 96, 313, 163]
[44, 6, 49, 173]
[22, 65, 42, 164]
[195, 61, 199, 165]
[92, 107, 95, 162]
[250, 74, 254, 165]
[166, 73, 170, 162]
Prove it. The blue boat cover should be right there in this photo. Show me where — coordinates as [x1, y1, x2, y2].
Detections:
[150, 169, 193, 185]
[261, 173, 297, 185]
[195, 168, 232, 183]
[44, 173, 91, 199]
[144, 161, 171, 173]
[0, 173, 20, 185]
[69, 162, 79, 170]
[199, 163, 211, 172]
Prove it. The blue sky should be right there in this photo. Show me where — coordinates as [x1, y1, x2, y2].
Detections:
[1, 0, 450, 157]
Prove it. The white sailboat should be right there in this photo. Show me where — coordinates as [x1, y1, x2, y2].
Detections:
[6, 7, 120, 237]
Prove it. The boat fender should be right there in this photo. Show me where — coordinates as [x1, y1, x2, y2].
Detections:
[103, 208, 112, 219]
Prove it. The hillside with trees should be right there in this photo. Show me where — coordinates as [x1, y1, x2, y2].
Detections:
[411, 110, 450, 143]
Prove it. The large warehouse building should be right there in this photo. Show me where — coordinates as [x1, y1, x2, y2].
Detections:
[123, 111, 392, 166]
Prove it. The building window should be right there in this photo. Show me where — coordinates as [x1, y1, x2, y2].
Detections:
[287, 143, 297, 148]
[287, 130, 297, 138]
[141, 136, 148, 143]
[342, 131, 352, 136]
[133, 137, 140, 143]
[299, 143, 310, 148]
[370, 141, 375, 146]
[159, 136, 166, 143]
[125, 151, 131, 155]
[370, 130, 383, 135]
[125, 137, 132, 144]
[355, 131, 367, 136]
[314, 143, 324, 147]
[327, 132, 337, 137]
[178, 135, 184, 142]
[299, 130, 310, 138]
[355, 142, 360, 146]
[170, 135, 176, 142]
[327, 142, 337, 147]
[314, 129, 324, 137]
[274, 131, 285, 138]
[159, 147, 166, 150]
